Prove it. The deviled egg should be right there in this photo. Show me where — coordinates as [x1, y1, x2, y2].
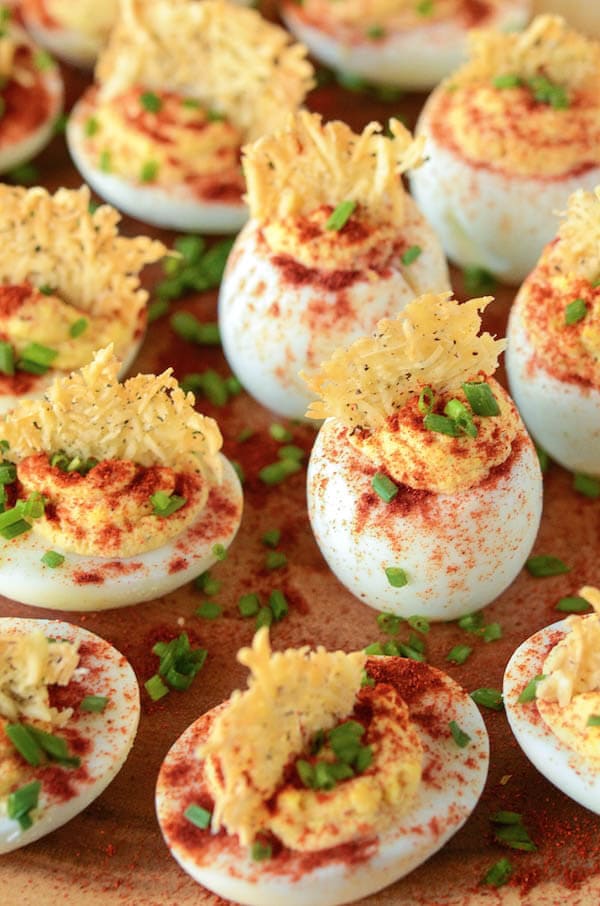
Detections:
[219, 111, 450, 419]
[156, 628, 489, 906]
[506, 186, 600, 476]
[282, 0, 530, 91]
[0, 345, 243, 610]
[304, 292, 543, 620]
[532, 2, 600, 38]
[410, 15, 600, 284]
[0, 617, 140, 853]
[0, 8, 63, 174]
[504, 586, 600, 814]
[67, 0, 314, 233]
[20, 0, 118, 68]
[0, 184, 167, 415]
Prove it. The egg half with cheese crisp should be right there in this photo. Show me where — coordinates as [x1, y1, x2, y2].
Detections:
[67, 0, 314, 233]
[20, 0, 118, 68]
[0, 617, 140, 852]
[0, 10, 63, 174]
[0, 184, 167, 416]
[219, 111, 450, 420]
[410, 15, 600, 285]
[282, 0, 530, 91]
[304, 292, 543, 620]
[156, 628, 489, 906]
[506, 186, 600, 476]
[0, 346, 243, 610]
[504, 586, 600, 815]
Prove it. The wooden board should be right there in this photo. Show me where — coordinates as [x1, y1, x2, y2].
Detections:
[1, 53, 599, 906]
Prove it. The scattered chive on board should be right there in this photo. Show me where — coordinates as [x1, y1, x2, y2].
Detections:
[526, 555, 570, 577]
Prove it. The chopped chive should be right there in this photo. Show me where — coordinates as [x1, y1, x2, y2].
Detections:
[423, 413, 460, 436]
[463, 265, 496, 294]
[401, 245, 422, 266]
[150, 491, 186, 517]
[269, 423, 292, 443]
[26, 725, 80, 767]
[278, 444, 303, 461]
[483, 622, 502, 643]
[462, 381, 500, 417]
[0, 341, 14, 375]
[535, 443, 549, 473]
[259, 459, 302, 485]
[573, 473, 600, 499]
[493, 74, 522, 89]
[238, 592, 260, 617]
[482, 857, 513, 888]
[418, 386, 435, 415]
[361, 669, 375, 686]
[518, 674, 546, 703]
[195, 600, 222, 620]
[449, 720, 471, 748]
[565, 298, 587, 324]
[69, 318, 88, 338]
[251, 841, 272, 861]
[140, 160, 159, 183]
[355, 745, 373, 773]
[18, 343, 57, 368]
[147, 298, 169, 322]
[7, 162, 38, 185]
[202, 370, 229, 406]
[385, 567, 408, 588]
[174, 234, 205, 262]
[194, 571, 221, 596]
[265, 550, 287, 570]
[237, 427, 254, 443]
[447, 644, 472, 665]
[335, 71, 368, 92]
[371, 472, 398, 503]
[0, 461, 16, 484]
[34, 49, 54, 70]
[364, 642, 384, 655]
[556, 595, 592, 613]
[184, 803, 212, 829]
[5, 724, 43, 765]
[41, 550, 65, 568]
[296, 759, 315, 788]
[256, 606, 273, 630]
[80, 695, 109, 713]
[377, 612, 403, 635]
[397, 641, 426, 662]
[226, 375, 242, 396]
[206, 109, 225, 122]
[99, 150, 111, 172]
[181, 97, 201, 109]
[7, 780, 41, 829]
[494, 821, 537, 852]
[416, 0, 434, 14]
[0, 518, 31, 540]
[212, 543, 227, 561]
[526, 555, 570, 577]
[366, 24, 385, 39]
[269, 590, 288, 621]
[140, 91, 162, 113]
[491, 811, 522, 824]
[261, 528, 281, 548]
[145, 674, 169, 701]
[408, 615, 429, 634]
[84, 116, 99, 137]
[458, 612, 484, 632]
[587, 715, 600, 727]
[325, 200, 356, 231]
[470, 688, 504, 710]
[528, 75, 568, 110]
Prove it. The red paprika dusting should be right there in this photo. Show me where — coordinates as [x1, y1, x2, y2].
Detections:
[72, 570, 105, 585]
[168, 556, 188, 574]
[0, 283, 35, 317]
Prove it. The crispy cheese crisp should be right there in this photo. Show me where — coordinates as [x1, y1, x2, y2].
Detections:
[555, 186, 600, 281]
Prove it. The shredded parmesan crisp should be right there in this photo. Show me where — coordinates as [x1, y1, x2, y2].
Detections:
[458, 15, 600, 90]
[0, 631, 78, 727]
[0, 19, 41, 87]
[244, 111, 423, 225]
[46, 0, 117, 40]
[95, 0, 314, 142]
[304, 292, 504, 428]
[1, 346, 223, 477]
[199, 628, 366, 845]
[0, 185, 166, 318]
[555, 186, 600, 281]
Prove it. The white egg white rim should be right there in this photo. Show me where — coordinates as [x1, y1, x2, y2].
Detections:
[67, 102, 248, 234]
[0, 616, 140, 854]
[0, 455, 243, 611]
[0, 62, 63, 174]
[22, 18, 100, 69]
[156, 660, 489, 906]
[504, 620, 600, 815]
[0, 330, 144, 417]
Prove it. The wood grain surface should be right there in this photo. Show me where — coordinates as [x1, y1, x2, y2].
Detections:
[0, 47, 599, 906]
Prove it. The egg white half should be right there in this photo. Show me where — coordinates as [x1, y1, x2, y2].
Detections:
[156, 657, 489, 906]
[0, 61, 63, 175]
[307, 418, 543, 621]
[0, 616, 140, 853]
[218, 199, 450, 420]
[66, 101, 248, 234]
[504, 620, 600, 815]
[281, 0, 529, 91]
[505, 290, 600, 476]
[409, 103, 600, 285]
[20, 17, 101, 68]
[0, 455, 243, 611]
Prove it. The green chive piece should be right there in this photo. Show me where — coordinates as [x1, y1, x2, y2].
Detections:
[0, 461, 16, 484]
[99, 150, 111, 172]
[7, 163, 38, 185]
[361, 669, 375, 687]
[269, 590, 289, 621]
[147, 299, 169, 322]
[385, 567, 408, 588]
[34, 49, 54, 70]
[418, 386, 435, 414]
[170, 311, 221, 346]
[212, 543, 227, 561]
[184, 803, 212, 829]
[239, 592, 260, 617]
[355, 745, 373, 773]
[206, 109, 225, 122]
[19, 343, 58, 368]
[265, 550, 287, 570]
[195, 600, 222, 620]
[462, 381, 500, 417]
[458, 612, 484, 632]
[491, 811, 522, 824]
[423, 413, 460, 436]
[296, 759, 315, 788]
[416, 0, 434, 14]
[26, 725, 80, 767]
[140, 160, 159, 183]
[535, 443, 549, 473]
[194, 571, 221, 596]
[573, 473, 600, 499]
[145, 674, 169, 701]
[377, 612, 404, 635]
[366, 24, 385, 39]
[443, 399, 477, 437]
[518, 674, 546, 703]
[494, 821, 537, 852]
[256, 606, 273, 630]
[202, 370, 229, 405]
[371, 472, 398, 503]
[69, 318, 88, 338]
[325, 200, 356, 231]
[408, 615, 429, 634]
[587, 715, 600, 727]
[84, 117, 99, 137]
[335, 70, 368, 92]
[150, 491, 186, 517]
[262, 528, 281, 548]
[397, 642, 426, 662]
[7, 779, 41, 829]
[449, 720, 471, 748]
[174, 234, 205, 262]
[0, 518, 31, 540]
[259, 459, 302, 485]
[237, 427, 254, 443]
[140, 91, 162, 112]
[556, 595, 592, 613]
[364, 642, 384, 655]
[446, 644, 472, 665]
[470, 688, 504, 711]
[483, 622, 502, 643]
[565, 298, 587, 324]
[526, 555, 570, 577]
[251, 841, 272, 861]
[528, 75, 569, 110]
[181, 97, 201, 109]
[277, 444, 304, 461]
[463, 265, 496, 294]
[483, 857, 513, 888]
[0, 341, 14, 375]
[80, 695, 109, 713]
[41, 550, 65, 568]
[269, 423, 292, 443]
[493, 74, 522, 89]
[401, 245, 422, 266]
[5, 724, 43, 765]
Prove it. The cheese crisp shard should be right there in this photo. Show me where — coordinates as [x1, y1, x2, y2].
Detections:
[0, 630, 78, 727]
[95, 0, 314, 143]
[304, 292, 504, 429]
[198, 627, 366, 845]
[0, 185, 166, 319]
[244, 111, 424, 225]
[46, 0, 117, 40]
[459, 15, 600, 91]
[1, 346, 223, 477]
[555, 186, 600, 283]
